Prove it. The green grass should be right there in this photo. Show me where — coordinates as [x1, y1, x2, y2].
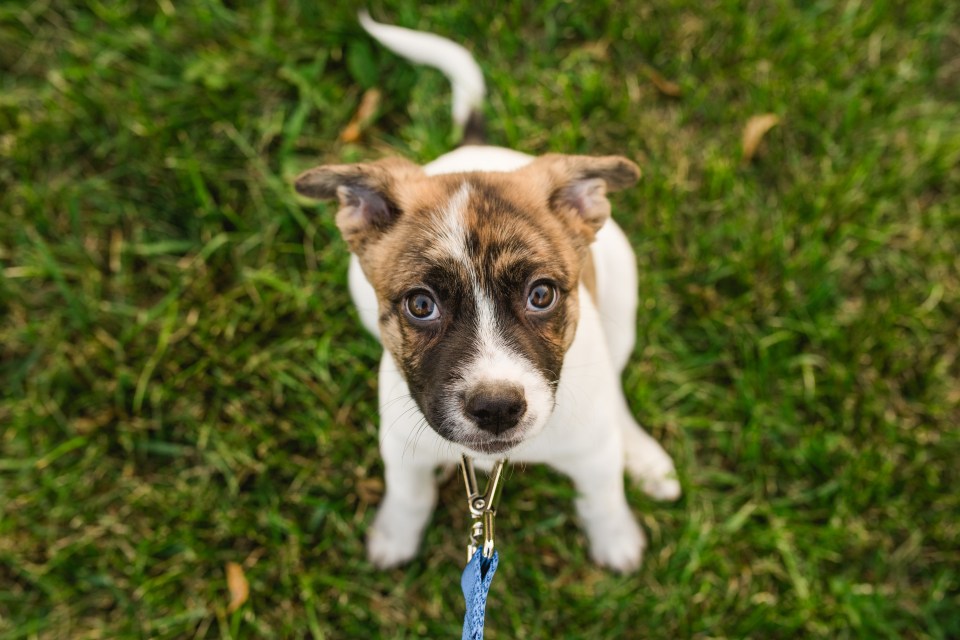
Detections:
[2, 0, 959, 637]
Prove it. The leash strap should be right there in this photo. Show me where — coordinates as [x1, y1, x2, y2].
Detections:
[461, 548, 499, 640]
[459, 455, 506, 640]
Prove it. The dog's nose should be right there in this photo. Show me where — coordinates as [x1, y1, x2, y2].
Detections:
[464, 383, 527, 435]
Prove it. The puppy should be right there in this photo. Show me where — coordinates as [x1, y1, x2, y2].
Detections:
[295, 13, 680, 573]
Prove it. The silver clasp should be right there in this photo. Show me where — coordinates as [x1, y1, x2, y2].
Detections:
[460, 454, 507, 562]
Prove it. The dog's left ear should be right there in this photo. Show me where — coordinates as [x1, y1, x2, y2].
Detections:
[522, 154, 641, 239]
[294, 157, 423, 253]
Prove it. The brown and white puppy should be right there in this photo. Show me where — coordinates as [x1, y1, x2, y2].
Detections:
[295, 13, 680, 572]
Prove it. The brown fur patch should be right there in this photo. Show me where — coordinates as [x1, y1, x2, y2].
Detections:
[581, 251, 598, 303]
[360, 170, 587, 381]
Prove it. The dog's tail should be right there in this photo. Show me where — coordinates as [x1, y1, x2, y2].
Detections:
[359, 11, 487, 146]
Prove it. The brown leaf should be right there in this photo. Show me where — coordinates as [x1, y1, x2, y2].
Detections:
[225, 561, 249, 612]
[742, 114, 780, 162]
[643, 66, 682, 97]
[340, 88, 382, 143]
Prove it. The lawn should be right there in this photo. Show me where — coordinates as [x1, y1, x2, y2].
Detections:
[2, 1, 958, 638]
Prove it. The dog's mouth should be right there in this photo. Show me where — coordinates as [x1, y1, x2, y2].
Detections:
[457, 435, 527, 455]
[420, 407, 532, 454]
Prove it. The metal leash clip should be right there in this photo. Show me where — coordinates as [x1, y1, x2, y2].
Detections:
[460, 454, 507, 562]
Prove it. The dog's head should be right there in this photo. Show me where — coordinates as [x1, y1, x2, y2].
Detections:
[296, 154, 639, 454]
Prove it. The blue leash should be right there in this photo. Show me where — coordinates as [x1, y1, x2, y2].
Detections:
[459, 456, 507, 640]
[461, 548, 499, 640]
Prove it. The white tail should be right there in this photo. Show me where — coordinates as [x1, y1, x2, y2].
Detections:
[358, 11, 485, 131]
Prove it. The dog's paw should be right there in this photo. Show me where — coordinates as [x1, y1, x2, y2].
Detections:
[587, 517, 647, 574]
[639, 473, 682, 502]
[625, 449, 682, 502]
[366, 526, 420, 569]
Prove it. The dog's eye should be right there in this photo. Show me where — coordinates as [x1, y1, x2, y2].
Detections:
[526, 282, 558, 312]
[405, 291, 440, 321]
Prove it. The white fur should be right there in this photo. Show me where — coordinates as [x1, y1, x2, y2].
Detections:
[429, 183, 472, 266]
[424, 145, 533, 175]
[359, 12, 484, 129]
[348, 255, 380, 339]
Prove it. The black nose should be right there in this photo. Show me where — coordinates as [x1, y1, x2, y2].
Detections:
[464, 383, 527, 435]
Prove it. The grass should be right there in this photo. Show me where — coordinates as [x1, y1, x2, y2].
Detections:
[1, 0, 958, 637]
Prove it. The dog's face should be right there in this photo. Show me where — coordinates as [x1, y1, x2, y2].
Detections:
[296, 154, 639, 454]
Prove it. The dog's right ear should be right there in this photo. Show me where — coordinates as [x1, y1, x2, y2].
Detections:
[518, 154, 641, 243]
[295, 158, 423, 252]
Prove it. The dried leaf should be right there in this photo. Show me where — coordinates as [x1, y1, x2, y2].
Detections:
[226, 561, 249, 612]
[109, 228, 123, 273]
[742, 114, 780, 162]
[581, 40, 610, 60]
[340, 88, 382, 143]
[643, 66, 682, 97]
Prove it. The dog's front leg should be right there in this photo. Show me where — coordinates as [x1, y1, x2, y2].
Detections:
[366, 352, 440, 568]
[367, 457, 437, 568]
[554, 440, 646, 574]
